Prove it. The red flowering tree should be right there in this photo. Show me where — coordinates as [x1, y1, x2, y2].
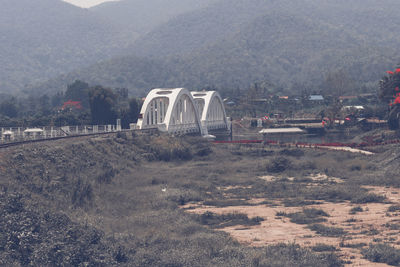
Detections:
[380, 66, 400, 129]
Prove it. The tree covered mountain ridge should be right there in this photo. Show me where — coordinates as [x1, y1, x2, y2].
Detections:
[3, 0, 400, 97]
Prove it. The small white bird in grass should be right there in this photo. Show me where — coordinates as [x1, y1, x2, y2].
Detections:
[161, 188, 167, 192]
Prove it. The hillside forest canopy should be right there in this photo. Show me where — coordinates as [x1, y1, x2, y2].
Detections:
[1, 0, 400, 99]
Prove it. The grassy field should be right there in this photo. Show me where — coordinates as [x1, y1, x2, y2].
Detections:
[1, 132, 399, 266]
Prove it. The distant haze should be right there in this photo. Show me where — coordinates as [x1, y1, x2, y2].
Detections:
[63, 0, 119, 8]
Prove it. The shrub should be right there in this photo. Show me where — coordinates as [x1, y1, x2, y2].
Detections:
[263, 243, 343, 267]
[308, 224, 346, 237]
[114, 246, 128, 263]
[275, 211, 287, 217]
[388, 205, 400, 212]
[198, 211, 264, 228]
[351, 193, 385, 204]
[96, 162, 117, 184]
[349, 165, 362, 171]
[307, 184, 385, 204]
[116, 131, 127, 140]
[362, 243, 400, 266]
[279, 149, 304, 157]
[202, 199, 252, 207]
[312, 243, 337, 252]
[4, 193, 24, 213]
[297, 160, 317, 170]
[385, 223, 400, 230]
[283, 198, 320, 207]
[283, 208, 329, 224]
[349, 206, 363, 214]
[340, 242, 367, 248]
[267, 157, 291, 173]
[71, 178, 93, 208]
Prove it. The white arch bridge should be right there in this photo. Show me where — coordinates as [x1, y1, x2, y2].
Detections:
[137, 88, 231, 136]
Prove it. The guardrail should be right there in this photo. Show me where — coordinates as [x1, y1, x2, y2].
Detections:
[0, 125, 118, 144]
[0, 127, 160, 149]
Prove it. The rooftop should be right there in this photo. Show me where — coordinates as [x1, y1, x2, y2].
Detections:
[259, 127, 305, 134]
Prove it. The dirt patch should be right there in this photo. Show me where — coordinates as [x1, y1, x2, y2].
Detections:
[184, 186, 400, 266]
[259, 173, 344, 184]
[317, 146, 375, 155]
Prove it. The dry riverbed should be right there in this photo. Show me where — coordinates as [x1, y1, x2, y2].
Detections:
[184, 182, 400, 266]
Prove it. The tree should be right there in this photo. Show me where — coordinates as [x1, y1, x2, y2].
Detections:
[323, 70, 354, 97]
[379, 66, 400, 129]
[0, 98, 18, 118]
[128, 98, 142, 123]
[88, 86, 117, 125]
[65, 80, 90, 109]
[51, 92, 65, 108]
[38, 94, 51, 116]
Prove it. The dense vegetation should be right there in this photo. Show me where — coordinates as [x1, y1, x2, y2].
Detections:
[28, 0, 400, 97]
[90, 0, 216, 34]
[0, 80, 141, 128]
[0, 134, 348, 266]
[0, 0, 134, 94]
[2, 0, 399, 99]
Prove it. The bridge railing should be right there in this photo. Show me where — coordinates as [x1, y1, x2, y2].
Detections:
[0, 124, 119, 143]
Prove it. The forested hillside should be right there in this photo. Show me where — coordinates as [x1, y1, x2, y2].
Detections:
[0, 0, 134, 94]
[30, 0, 400, 96]
[90, 0, 216, 34]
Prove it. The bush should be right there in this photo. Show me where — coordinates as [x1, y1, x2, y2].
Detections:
[312, 243, 337, 252]
[267, 157, 291, 173]
[362, 243, 400, 266]
[340, 242, 367, 249]
[349, 206, 363, 214]
[351, 193, 385, 204]
[279, 148, 304, 157]
[96, 162, 117, 184]
[308, 224, 346, 237]
[297, 160, 317, 170]
[262, 243, 343, 267]
[282, 198, 320, 207]
[307, 184, 385, 204]
[71, 178, 93, 208]
[147, 136, 196, 161]
[198, 211, 264, 228]
[0, 193, 117, 266]
[388, 205, 400, 212]
[283, 208, 329, 224]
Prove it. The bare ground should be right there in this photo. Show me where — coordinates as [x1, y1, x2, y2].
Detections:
[184, 184, 400, 267]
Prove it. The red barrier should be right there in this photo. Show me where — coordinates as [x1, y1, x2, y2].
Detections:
[213, 140, 263, 144]
[213, 139, 400, 148]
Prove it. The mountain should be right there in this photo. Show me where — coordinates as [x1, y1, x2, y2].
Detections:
[0, 0, 135, 94]
[90, 0, 217, 34]
[30, 0, 400, 96]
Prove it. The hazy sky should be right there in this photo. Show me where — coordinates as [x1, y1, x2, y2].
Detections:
[63, 0, 119, 8]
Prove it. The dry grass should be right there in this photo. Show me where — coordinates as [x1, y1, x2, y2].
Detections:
[1, 134, 398, 266]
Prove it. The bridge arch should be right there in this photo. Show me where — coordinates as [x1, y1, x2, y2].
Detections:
[191, 91, 229, 134]
[137, 88, 203, 135]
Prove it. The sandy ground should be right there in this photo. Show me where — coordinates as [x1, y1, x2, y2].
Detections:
[317, 146, 375, 155]
[183, 185, 400, 266]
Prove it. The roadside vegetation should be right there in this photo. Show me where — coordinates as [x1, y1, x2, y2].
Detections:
[0, 133, 348, 266]
[1, 133, 399, 265]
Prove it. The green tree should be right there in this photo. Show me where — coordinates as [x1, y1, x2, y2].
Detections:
[51, 92, 65, 108]
[88, 86, 117, 125]
[323, 70, 354, 97]
[128, 98, 142, 123]
[65, 80, 90, 109]
[38, 94, 51, 116]
[0, 98, 18, 118]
